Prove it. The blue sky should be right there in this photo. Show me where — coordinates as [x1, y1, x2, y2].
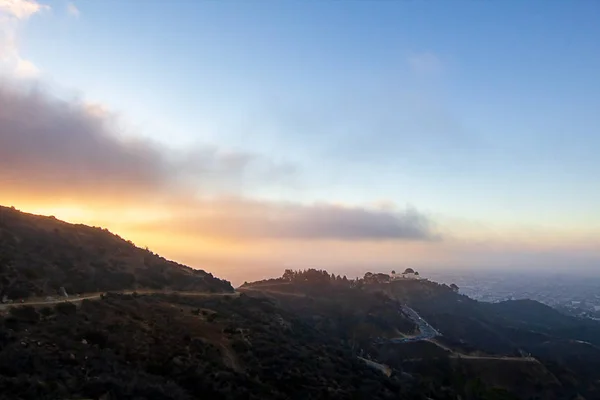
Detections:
[2, 0, 599, 279]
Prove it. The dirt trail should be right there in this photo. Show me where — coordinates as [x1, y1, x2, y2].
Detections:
[0, 290, 239, 309]
[237, 286, 307, 297]
[426, 339, 539, 363]
[358, 357, 392, 377]
[220, 343, 243, 372]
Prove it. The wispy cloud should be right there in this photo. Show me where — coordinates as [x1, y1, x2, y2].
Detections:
[0, 0, 47, 19]
[0, 0, 48, 77]
[13, 57, 38, 77]
[408, 52, 443, 75]
[66, 2, 79, 17]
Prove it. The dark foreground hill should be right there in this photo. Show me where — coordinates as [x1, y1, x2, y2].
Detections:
[1, 292, 523, 400]
[0, 206, 233, 300]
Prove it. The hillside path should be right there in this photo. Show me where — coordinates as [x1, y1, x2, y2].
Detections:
[0, 290, 238, 309]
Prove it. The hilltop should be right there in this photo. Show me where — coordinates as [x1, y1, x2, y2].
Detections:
[0, 206, 233, 300]
[242, 270, 600, 399]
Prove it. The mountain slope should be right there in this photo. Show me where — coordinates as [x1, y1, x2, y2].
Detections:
[0, 206, 233, 300]
[376, 279, 600, 399]
[1, 208, 597, 399]
[244, 272, 600, 399]
[1, 292, 464, 400]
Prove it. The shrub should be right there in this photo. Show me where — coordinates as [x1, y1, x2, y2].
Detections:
[8, 306, 40, 323]
[55, 302, 77, 315]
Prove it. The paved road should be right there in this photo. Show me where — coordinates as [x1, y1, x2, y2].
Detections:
[375, 305, 440, 344]
[378, 306, 539, 363]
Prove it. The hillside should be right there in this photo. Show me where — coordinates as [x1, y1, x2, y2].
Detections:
[1, 292, 490, 400]
[243, 271, 600, 400]
[372, 278, 600, 399]
[240, 281, 418, 349]
[1, 207, 598, 399]
[0, 206, 233, 300]
[7, 289, 548, 400]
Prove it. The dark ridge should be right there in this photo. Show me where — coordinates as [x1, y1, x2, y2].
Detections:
[0, 206, 233, 300]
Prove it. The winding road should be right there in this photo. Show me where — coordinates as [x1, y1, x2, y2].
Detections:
[375, 305, 440, 344]
[377, 305, 538, 363]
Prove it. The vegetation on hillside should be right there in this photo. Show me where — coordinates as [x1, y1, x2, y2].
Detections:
[0, 206, 232, 300]
[1, 293, 497, 400]
[244, 270, 600, 399]
[371, 278, 600, 399]
[1, 208, 598, 399]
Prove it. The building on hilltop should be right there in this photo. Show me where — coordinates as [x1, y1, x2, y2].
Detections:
[390, 268, 422, 281]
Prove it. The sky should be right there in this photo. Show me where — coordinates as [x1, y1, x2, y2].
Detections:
[1, 0, 599, 285]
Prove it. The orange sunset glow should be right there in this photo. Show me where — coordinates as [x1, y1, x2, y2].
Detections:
[2, 0, 600, 287]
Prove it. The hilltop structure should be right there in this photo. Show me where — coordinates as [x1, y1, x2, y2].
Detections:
[390, 268, 422, 281]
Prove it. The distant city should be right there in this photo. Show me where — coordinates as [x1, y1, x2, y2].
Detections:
[427, 269, 600, 320]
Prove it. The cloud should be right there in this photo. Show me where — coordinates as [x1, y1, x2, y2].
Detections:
[134, 198, 438, 241]
[0, 82, 294, 200]
[408, 52, 443, 75]
[66, 2, 78, 17]
[0, 0, 47, 19]
[0, 81, 437, 243]
[0, 0, 48, 77]
[0, 83, 166, 197]
[14, 57, 38, 76]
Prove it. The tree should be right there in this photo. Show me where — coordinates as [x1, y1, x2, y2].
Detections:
[373, 273, 390, 283]
[282, 269, 295, 281]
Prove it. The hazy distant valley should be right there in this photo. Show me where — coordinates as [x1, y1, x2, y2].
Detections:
[428, 270, 600, 320]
